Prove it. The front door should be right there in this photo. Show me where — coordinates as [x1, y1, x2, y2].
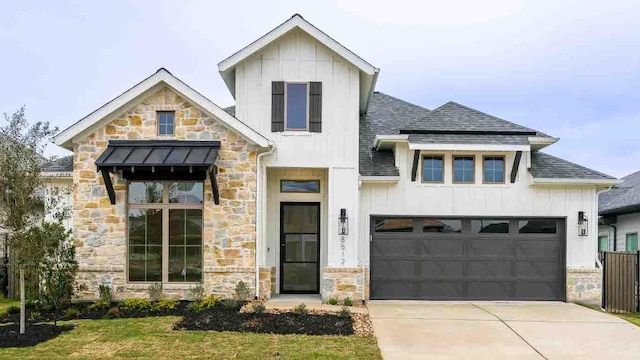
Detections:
[280, 202, 320, 293]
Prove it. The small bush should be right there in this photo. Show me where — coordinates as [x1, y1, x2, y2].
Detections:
[148, 283, 163, 302]
[29, 311, 42, 322]
[327, 298, 339, 306]
[41, 303, 54, 312]
[338, 306, 351, 317]
[187, 302, 203, 312]
[87, 300, 110, 312]
[189, 283, 205, 303]
[252, 302, 266, 314]
[293, 303, 308, 315]
[200, 294, 220, 310]
[106, 307, 120, 318]
[120, 298, 152, 311]
[342, 297, 353, 307]
[64, 307, 80, 319]
[234, 281, 251, 301]
[99, 284, 114, 303]
[151, 297, 179, 312]
[25, 299, 37, 310]
[220, 299, 240, 311]
[7, 305, 20, 314]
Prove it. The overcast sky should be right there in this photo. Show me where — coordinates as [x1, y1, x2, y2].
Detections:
[1, 0, 639, 178]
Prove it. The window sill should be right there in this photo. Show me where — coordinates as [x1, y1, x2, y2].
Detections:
[415, 183, 510, 188]
[124, 282, 200, 290]
[280, 131, 313, 137]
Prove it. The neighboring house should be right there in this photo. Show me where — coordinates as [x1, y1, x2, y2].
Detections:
[49, 14, 616, 304]
[598, 171, 640, 252]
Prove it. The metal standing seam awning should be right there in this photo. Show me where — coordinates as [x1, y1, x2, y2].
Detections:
[95, 140, 221, 205]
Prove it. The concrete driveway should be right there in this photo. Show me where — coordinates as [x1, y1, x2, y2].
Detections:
[368, 301, 640, 359]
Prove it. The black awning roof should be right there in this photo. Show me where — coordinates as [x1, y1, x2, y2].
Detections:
[95, 140, 221, 205]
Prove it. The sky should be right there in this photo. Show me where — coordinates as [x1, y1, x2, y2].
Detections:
[1, 0, 639, 178]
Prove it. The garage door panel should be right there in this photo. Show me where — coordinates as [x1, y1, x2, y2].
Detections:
[370, 216, 565, 301]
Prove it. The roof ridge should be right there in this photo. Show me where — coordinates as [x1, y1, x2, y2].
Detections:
[535, 151, 615, 179]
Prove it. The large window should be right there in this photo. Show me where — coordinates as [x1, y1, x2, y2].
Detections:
[626, 233, 638, 252]
[422, 155, 444, 183]
[286, 83, 308, 130]
[483, 156, 505, 183]
[128, 181, 203, 283]
[157, 111, 175, 135]
[453, 156, 475, 183]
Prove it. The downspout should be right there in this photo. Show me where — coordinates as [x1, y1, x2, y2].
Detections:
[357, 180, 366, 304]
[255, 142, 276, 300]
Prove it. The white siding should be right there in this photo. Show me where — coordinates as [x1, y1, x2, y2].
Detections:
[598, 213, 640, 251]
[44, 177, 73, 231]
[359, 144, 600, 268]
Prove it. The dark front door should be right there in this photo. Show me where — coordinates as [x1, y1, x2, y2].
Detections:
[280, 202, 320, 294]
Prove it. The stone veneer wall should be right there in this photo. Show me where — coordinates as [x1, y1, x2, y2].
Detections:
[321, 267, 369, 301]
[566, 268, 602, 305]
[72, 87, 258, 300]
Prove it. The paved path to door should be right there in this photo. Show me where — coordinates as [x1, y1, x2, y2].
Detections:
[368, 301, 640, 359]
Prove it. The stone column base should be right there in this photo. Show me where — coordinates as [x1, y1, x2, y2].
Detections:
[566, 268, 602, 305]
[258, 266, 276, 299]
[321, 267, 370, 301]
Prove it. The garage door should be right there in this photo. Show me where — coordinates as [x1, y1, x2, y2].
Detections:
[370, 217, 565, 301]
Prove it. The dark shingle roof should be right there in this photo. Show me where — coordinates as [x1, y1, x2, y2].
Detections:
[360, 93, 432, 176]
[223, 106, 235, 116]
[407, 133, 530, 145]
[530, 152, 615, 180]
[43, 155, 73, 172]
[599, 171, 640, 215]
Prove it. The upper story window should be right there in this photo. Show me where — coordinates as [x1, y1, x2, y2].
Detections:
[453, 156, 474, 183]
[157, 111, 175, 135]
[422, 155, 444, 183]
[286, 83, 308, 130]
[483, 156, 505, 183]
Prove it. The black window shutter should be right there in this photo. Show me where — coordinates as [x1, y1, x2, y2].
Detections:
[271, 81, 285, 132]
[309, 82, 322, 132]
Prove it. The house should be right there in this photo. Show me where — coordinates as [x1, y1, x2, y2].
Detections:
[598, 171, 640, 252]
[47, 14, 617, 304]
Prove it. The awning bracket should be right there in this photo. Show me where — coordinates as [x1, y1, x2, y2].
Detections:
[511, 151, 522, 183]
[210, 165, 220, 205]
[101, 169, 116, 205]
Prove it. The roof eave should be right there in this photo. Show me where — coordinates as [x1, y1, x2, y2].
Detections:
[529, 136, 559, 151]
[359, 175, 400, 184]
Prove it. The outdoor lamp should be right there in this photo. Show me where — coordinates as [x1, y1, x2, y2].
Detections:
[338, 208, 349, 235]
[578, 211, 588, 236]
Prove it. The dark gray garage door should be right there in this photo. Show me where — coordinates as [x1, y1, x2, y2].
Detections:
[370, 217, 565, 301]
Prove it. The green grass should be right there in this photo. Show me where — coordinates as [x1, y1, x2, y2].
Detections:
[617, 312, 640, 327]
[0, 296, 19, 317]
[0, 316, 381, 359]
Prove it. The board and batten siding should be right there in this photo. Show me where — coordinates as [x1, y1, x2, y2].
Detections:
[359, 143, 600, 268]
[234, 29, 361, 267]
[598, 213, 640, 251]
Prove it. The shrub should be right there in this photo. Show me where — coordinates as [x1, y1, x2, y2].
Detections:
[87, 300, 110, 312]
[25, 299, 37, 310]
[342, 297, 353, 307]
[148, 283, 163, 302]
[252, 302, 266, 314]
[200, 294, 220, 309]
[187, 302, 203, 312]
[29, 311, 42, 322]
[293, 303, 308, 315]
[120, 298, 152, 311]
[64, 307, 80, 319]
[7, 305, 20, 314]
[234, 281, 251, 301]
[99, 284, 114, 304]
[151, 297, 179, 312]
[41, 303, 55, 312]
[220, 299, 240, 311]
[338, 306, 351, 317]
[327, 298, 339, 306]
[106, 307, 120, 318]
[188, 283, 205, 303]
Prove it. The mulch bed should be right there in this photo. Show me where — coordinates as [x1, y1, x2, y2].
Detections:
[173, 308, 354, 335]
[0, 323, 75, 348]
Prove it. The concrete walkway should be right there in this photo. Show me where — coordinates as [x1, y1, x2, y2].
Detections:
[368, 301, 640, 359]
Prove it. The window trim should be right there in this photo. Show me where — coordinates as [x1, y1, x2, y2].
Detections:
[421, 154, 445, 184]
[126, 181, 204, 284]
[452, 155, 475, 184]
[157, 111, 176, 136]
[482, 155, 506, 184]
[284, 82, 310, 131]
[280, 179, 321, 193]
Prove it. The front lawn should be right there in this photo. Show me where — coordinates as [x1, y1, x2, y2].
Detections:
[0, 316, 381, 359]
[0, 297, 18, 316]
[617, 312, 640, 327]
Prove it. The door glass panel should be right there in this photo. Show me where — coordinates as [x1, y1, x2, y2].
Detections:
[518, 219, 557, 234]
[285, 234, 318, 262]
[471, 219, 509, 233]
[423, 219, 462, 233]
[283, 205, 318, 233]
[374, 218, 414, 232]
[282, 263, 317, 292]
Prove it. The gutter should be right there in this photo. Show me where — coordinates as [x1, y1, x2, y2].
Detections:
[255, 142, 276, 300]
[532, 178, 620, 186]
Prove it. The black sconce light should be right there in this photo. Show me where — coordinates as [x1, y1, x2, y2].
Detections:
[578, 211, 588, 236]
[338, 208, 349, 235]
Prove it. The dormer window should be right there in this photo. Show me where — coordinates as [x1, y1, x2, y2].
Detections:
[285, 83, 308, 130]
[157, 111, 175, 135]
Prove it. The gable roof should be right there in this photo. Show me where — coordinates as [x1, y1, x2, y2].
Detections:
[217, 14, 379, 114]
[599, 170, 640, 215]
[529, 152, 616, 184]
[54, 69, 271, 149]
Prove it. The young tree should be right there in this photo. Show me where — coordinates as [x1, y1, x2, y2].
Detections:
[0, 107, 73, 333]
